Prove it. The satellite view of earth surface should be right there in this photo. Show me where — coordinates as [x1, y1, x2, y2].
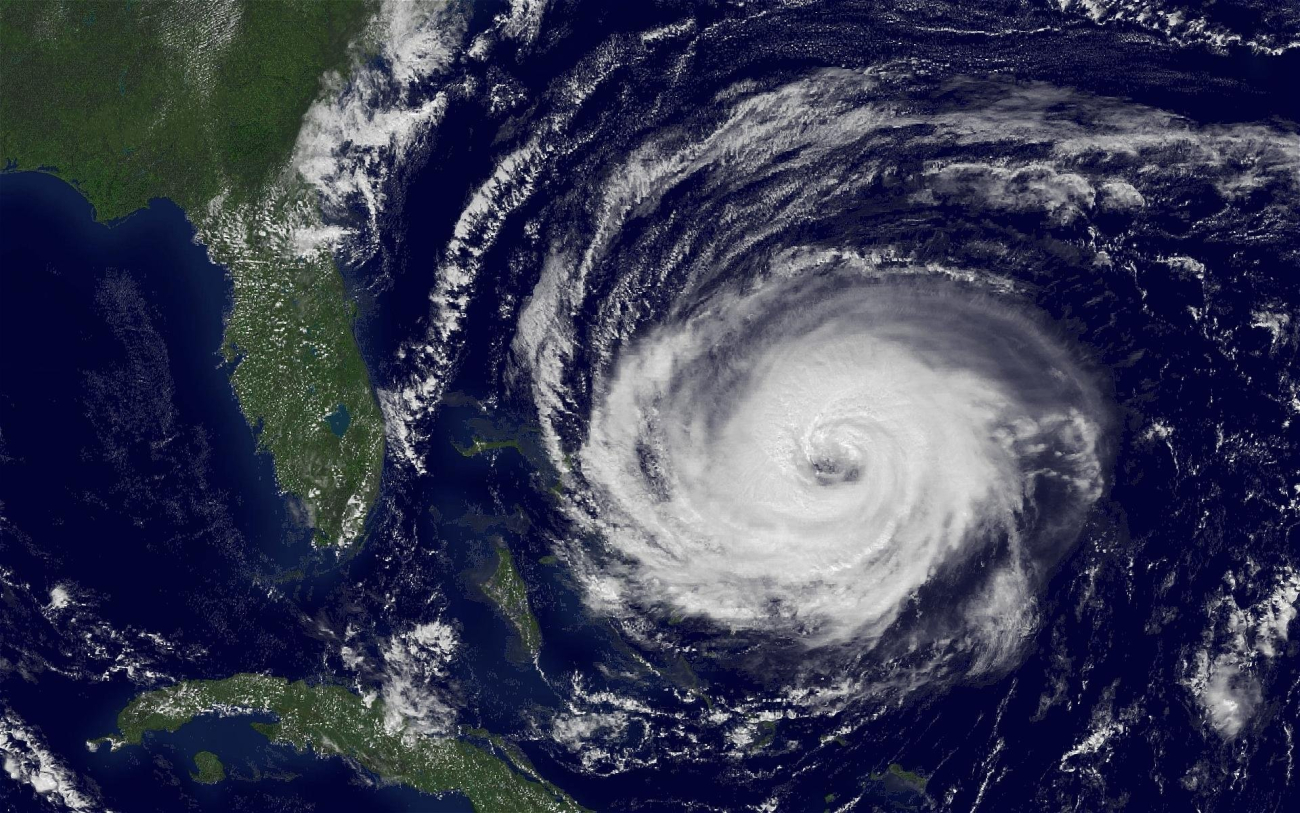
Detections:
[2, 1, 1299, 811]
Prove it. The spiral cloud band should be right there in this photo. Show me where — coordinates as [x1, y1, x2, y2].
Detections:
[420, 61, 1294, 684]
[577, 274, 1105, 647]
[489, 69, 1155, 669]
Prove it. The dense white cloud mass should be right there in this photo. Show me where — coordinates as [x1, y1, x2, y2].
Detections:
[1, 711, 99, 812]
[573, 274, 1105, 651]
[1187, 568, 1300, 738]
[379, 620, 460, 740]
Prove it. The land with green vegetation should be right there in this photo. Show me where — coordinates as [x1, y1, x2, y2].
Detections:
[191, 751, 225, 784]
[871, 762, 929, 793]
[482, 544, 543, 657]
[0, 0, 385, 545]
[748, 719, 777, 753]
[98, 674, 586, 812]
[455, 437, 526, 457]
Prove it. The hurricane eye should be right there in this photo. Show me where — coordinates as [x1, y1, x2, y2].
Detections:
[810, 457, 858, 485]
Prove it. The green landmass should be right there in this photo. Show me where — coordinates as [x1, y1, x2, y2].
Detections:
[464, 728, 547, 782]
[99, 674, 586, 812]
[191, 751, 225, 784]
[455, 437, 526, 457]
[482, 544, 543, 657]
[870, 762, 929, 793]
[0, 0, 368, 218]
[0, 0, 385, 545]
[749, 719, 778, 753]
[446, 403, 568, 496]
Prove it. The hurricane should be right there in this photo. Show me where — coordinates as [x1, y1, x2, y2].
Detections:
[503, 69, 1132, 690]
[482, 65, 1296, 695]
[574, 273, 1106, 655]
